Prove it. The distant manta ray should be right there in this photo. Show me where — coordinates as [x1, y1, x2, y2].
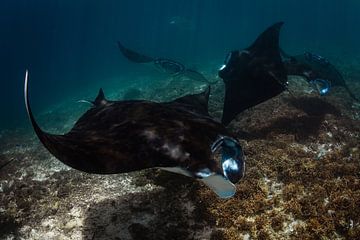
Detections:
[281, 50, 359, 101]
[117, 42, 216, 84]
[24, 71, 244, 198]
[218, 22, 288, 125]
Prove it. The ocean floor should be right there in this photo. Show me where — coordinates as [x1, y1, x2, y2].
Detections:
[1, 74, 360, 240]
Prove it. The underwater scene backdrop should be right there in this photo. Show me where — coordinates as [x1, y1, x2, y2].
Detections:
[1, 0, 360, 239]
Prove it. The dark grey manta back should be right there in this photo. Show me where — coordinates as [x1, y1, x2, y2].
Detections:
[24, 71, 244, 198]
[218, 22, 288, 125]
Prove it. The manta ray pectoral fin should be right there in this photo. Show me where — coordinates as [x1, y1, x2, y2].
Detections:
[247, 22, 284, 52]
[24, 70, 44, 138]
[183, 69, 215, 84]
[117, 41, 154, 63]
[173, 86, 210, 106]
[280, 48, 292, 60]
[201, 174, 236, 199]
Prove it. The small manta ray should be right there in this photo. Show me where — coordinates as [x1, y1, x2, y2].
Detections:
[117, 42, 215, 84]
[168, 16, 196, 32]
[24, 71, 244, 198]
[281, 50, 359, 101]
[218, 22, 288, 125]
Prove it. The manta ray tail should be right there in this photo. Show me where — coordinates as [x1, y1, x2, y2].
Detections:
[117, 41, 154, 63]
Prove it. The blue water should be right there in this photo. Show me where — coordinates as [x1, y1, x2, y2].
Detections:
[1, 0, 360, 129]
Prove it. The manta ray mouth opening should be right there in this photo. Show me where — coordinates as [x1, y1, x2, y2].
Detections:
[309, 78, 331, 95]
[211, 136, 245, 184]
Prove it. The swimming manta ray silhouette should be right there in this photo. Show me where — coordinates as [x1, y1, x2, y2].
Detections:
[24, 71, 244, 198]
[117, 41, 215, 84]
[218, 22, 288, 125]
[281, 49, 359, 101]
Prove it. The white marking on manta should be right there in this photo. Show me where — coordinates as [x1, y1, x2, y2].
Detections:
[240, 50, 250, 55]
[142, 129, 159, 140]
[173, 120, 185, 127]
[160, 167, 193, 177]
[219, 64, 226, 71]
[77, 100, 94, 106]
[201, 174, 236, 199]
[160, 167, 236, 199]
[161, 142, 190, 161]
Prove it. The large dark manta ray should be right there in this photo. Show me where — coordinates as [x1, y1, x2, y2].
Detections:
[24, 71, 244, 198]
[117, 42, 214, 84]
[218, 22, 288, 125]
[281, 50, 359, 101]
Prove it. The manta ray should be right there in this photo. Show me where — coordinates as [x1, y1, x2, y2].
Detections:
[218, 22, 288, 125]
[281, 50, 359, 101]
[24, 71, 244, 198]
[117, 42, 215, 84]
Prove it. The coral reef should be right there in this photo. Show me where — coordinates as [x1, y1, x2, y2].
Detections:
[0, 73, 359, 239]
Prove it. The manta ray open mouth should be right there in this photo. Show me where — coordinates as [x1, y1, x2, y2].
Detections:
[211, 136, 245, 184]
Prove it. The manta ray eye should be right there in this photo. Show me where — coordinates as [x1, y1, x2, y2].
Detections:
[211, 136, 245, 184]
[309, 78, 331, 96]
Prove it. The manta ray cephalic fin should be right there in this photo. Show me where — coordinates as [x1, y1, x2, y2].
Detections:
[201, 174, 236, 199]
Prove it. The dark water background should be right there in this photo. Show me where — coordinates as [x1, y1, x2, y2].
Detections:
[1, 0, 359, 129]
